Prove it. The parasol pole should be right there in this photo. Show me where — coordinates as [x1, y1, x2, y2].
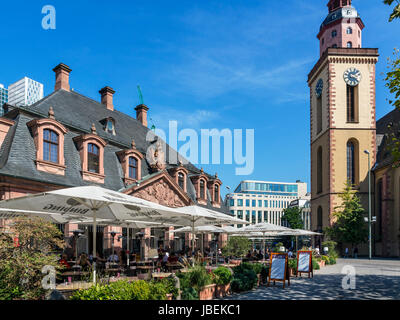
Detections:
[92, 208, 97, 284]
[127, 227, 130, 267]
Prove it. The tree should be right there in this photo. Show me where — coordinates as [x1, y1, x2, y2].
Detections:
[282, 206, 304, 230]
[0, 217, 65, 300]
[384, 0, 400, 21]
[221, 236, 251, 258]
[383, 1, 400, 165]
[325, 182, 368, 249]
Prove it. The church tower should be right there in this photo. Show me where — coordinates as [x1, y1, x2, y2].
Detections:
[308, 0, 379, 237]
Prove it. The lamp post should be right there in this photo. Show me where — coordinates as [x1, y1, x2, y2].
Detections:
[364, 150, 372, 260]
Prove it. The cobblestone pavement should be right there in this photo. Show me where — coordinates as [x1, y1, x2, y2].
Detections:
[221, 258, 400, 300]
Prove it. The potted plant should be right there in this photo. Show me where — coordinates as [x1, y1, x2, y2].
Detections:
[250, 263, 264, 286]
[185, 265, 214, 300]
[213, 267, 233, 297]
[288, 259, 297, 276]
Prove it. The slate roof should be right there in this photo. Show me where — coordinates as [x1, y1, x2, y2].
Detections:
[0, 89, 228, 213]
[374, 107, 400, 171]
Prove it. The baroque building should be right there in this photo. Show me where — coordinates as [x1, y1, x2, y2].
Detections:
[0, 63, 228, 257]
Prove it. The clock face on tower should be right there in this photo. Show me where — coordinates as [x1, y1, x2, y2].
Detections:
[344, 68, 362, 86]
[315, 79, 323, 98]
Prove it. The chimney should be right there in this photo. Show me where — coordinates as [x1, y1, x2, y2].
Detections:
[99, 86, 115, 111]
[53, 63, 72, 91]
[135, 104, 149, 127]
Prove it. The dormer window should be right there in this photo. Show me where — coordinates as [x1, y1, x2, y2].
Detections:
[73, 124, 107, 184]
[27, 107, 68, 176]
[178, 172, 185, 190]
[43, 129, 59, 163]
[200, 180, 206, 199]
[106, 118, 115, 135]
[116, 139, 143, 186]
[128, 156, 138, 179]
[88, 143, 100, 173]
[214, 185, 219, 203]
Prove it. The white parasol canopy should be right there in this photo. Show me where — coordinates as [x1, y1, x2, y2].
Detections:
[0, 186, 205, 282]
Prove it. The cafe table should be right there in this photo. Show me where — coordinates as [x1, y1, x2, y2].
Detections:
[151, 272, 172, 280]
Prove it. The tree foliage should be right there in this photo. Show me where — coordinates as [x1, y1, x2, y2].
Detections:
[221, 236, 251, 258]
[282, 206, 304, 230]
[384, 0, 400, 22]
[325, 182, 368, 248]
[0, 217, 65, 300]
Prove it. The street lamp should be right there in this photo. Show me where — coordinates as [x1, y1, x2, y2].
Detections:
[364, 150, 372, 260]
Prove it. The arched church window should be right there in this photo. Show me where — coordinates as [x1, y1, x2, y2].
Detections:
[347, 27, 353, 34]
[317, 147, 323, 193]
[332, 30, 337, 38]
[317, 206, 323, 231]
[347, 41, 352, 48]
[346, 140, 357, 185]
[346, 85, 358, 122]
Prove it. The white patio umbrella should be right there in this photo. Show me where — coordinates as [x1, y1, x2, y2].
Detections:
[0, 208, 69, 224]
[0, 186, 194, 283]
[240, 223, 293, 261]
[170, 225, 225, 255]
[173, 205, 249, 252]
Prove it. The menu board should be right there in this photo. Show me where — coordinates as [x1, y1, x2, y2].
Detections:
[296, 251, 313, 278]
[268, 253, 290, 288]
[270, 254, 286, 280]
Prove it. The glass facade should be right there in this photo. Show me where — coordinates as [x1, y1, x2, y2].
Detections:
[0, 85, 8, 116]
[234, 181, 298, 196]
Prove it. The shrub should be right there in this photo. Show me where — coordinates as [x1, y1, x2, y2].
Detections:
[231, 263, 257, 292]
[260, 265, 269, 283]
[273, 242, 284, 252]
[321, 255, 330, 264]
[329, 256, 336, 265]
[213, 267, 233, 285]
[288, 259, 297, 271]
[70, 280, 152, 300]
[250, 263, 264, 275]
[312, 258, 320, 270]
[181, 287, 199, 300]
[222, 237, 251, 258]
[186, 266, 212, 292]
[149, 281, 168, 300]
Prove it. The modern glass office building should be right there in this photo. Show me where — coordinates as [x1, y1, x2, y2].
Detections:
[0, 84, 8, 116]
[226, 180, 309, 228]
[8, 77, 43, 107]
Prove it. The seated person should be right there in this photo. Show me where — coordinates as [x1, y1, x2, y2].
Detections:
[77, 253, 92, 270]
[107, 251, 119, 263]
[59, 253, 71, 269]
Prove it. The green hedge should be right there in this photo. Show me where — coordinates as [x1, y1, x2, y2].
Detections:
[231, 263, 258, 292]
[213, 267, 233, 285]
[70, 279, 176, 300]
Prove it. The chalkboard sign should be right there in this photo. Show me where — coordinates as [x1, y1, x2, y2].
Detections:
[267, 253, 290, 288]
[296, 251, 313, 278]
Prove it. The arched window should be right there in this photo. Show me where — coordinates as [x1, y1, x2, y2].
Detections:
[346, 27, 352, 34]
[214, 185, 219, 203]
[347, 85, 358, 122]
[347, 141, 356, 185]
[347, 41, 352, 48]
[128, 156, 138, 179]
[317, 95, 322, 133]
[332, 30, 337, 38]
[317, 147, 323, 193]
[200, 180, 205, 199]
[43, 129, 59, 163]
[178, 172, 185, 190]
[317, 206, 323, 231]
[88, 143, 100, 173]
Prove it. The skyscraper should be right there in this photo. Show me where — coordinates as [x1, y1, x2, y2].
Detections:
[8, 77, 44, 106]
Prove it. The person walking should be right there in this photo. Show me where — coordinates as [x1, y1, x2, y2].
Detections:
[344, 247, 349, 258]
[353, 247, 358, 259]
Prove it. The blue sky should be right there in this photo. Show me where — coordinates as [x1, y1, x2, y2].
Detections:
[0, 0, 399, 197]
